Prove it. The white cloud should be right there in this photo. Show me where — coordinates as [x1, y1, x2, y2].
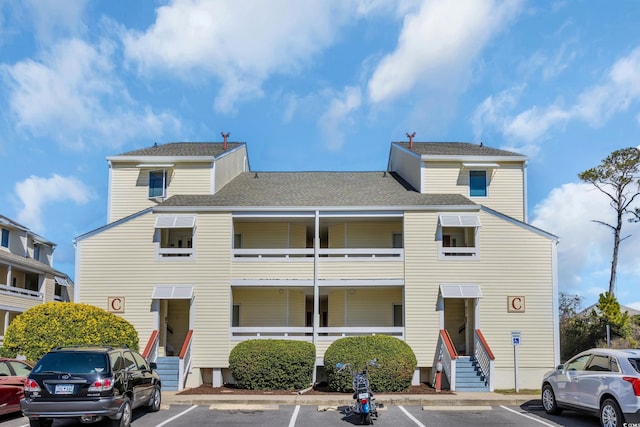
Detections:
[367, 0, 522, 104]
[1, 38, 180, 149]
[122, 0, 357, 113]
[318, 86, 362, 150]
[22, 0, 88, 44]
[476, 46, 640, 144]
[531, 182, 640, 298]
[15, 174, 93, 231]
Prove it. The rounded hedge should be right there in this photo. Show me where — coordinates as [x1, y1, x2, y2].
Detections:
[324, 335, 417, 392]
[0, 302, 139, 360]
[229, 339, 315, 390]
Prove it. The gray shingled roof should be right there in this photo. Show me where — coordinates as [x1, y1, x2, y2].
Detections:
[159, 172, 476, 208]
[0, 250, 67, 276]
[395, 141, 525, 157]
[116, 142, 243, 157]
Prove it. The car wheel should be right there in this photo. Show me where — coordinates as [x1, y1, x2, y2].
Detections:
[601, 398, 624, 427]
[29, 419, 53, 427]
[542, 384, 562, 415]
[111, 397, 132, 427]
[148, 385, 161, 412]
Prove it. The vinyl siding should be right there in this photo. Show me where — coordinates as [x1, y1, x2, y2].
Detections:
[214, 147, 248, 192]
[317, 261, 404, 280]
[232, 261, 314, 280]
[388, 147, 422, 191]
[423, 162, 525, 220]
[108, 162, 213, 222]
[327, 288, 402, 326]
[403, 210, 556, 376]
[76, 210, 234, 368]
[233, 288, 305, 327]
[234, 222, 307, 248]
[331, 221, 402, 248]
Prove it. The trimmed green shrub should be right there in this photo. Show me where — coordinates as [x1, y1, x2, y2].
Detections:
[324, 335, 417, 393]
[0, 302, 138, 360]
[229, 339, 315, 390]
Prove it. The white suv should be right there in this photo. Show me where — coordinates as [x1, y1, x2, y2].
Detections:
[542, 348, 640, 426]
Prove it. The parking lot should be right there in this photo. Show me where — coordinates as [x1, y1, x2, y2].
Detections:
[0, 403, 602, 427]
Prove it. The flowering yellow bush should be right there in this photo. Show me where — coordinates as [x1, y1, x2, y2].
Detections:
[0, 302, 138, 361]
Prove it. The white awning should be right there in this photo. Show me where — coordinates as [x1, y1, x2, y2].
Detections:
[136, 163, 175, 168]
[151, 285, 194, 300]
[461, 162, 500, 168]
[438, 214, 481, 227]
[439, 284, 482, 298]
[54, 276, 70, 287]
[154, 215, 196, 228]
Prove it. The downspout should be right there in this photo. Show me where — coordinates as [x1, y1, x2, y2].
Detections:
[312, 210, 320, 385]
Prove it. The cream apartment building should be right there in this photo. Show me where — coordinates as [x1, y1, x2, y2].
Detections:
[74, 139, 559, 391]
[0, 215, 74, 345]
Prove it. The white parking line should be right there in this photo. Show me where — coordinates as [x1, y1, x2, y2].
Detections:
[499, 405, 558, 426]
[155, 404, 198, 427]
[398, 405, 427, 427]
[288, 405, 301, 427]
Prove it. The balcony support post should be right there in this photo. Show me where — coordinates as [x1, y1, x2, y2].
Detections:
[312, 210, 320, 385]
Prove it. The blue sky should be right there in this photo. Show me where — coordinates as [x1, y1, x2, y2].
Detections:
[1, 0, 640, 311]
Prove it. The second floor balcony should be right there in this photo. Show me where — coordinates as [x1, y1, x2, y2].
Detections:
[230, 215, 404, 280]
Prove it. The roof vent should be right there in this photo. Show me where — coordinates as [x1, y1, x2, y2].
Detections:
[254, 173, 259, 178]
[383, 171, 387, 177]
[153, 142, 158, 148]
[221, 132, 230, 150]
[406, 132, 416, 149]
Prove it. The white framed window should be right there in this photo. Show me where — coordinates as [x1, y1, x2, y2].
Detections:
[393, 303, 403, 327]
[154, 215, 196, 260]
[33, 243, 40, 261]
[437, 214, 481, 259]
[149, 170, 167, 199]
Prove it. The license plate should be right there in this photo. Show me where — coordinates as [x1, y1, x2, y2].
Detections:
[55, 384, 74, 394]
[358, 392, 369, 400]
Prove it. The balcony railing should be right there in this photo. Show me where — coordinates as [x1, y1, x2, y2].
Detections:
[0, 284, 42, 299]
[233, 248, 403, 260]
[230, 326, 404, 340]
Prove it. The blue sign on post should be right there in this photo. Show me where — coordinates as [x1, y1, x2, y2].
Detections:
[511, 330, 521, 346]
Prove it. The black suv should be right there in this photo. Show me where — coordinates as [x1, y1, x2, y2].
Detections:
[21, 345, 161, 427]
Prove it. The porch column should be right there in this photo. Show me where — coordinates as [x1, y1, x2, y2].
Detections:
[6, 265, 11, 287]
[312, 210, 320, 384]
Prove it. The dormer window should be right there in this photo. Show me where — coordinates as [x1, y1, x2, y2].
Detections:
[1, 228, 8, 248]
[33, 243, 40, 261]
[149, 170, 167, 199]
[469, 170, 487, 197]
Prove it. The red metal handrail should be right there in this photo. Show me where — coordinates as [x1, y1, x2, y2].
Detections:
[142, 330, 159, 359]
[475, 329, 495, 360]
[179, 330, 193, 359]
[440, 329, 458, 359]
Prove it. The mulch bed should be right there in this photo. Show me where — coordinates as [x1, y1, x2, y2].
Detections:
[177, 382, 453, 395]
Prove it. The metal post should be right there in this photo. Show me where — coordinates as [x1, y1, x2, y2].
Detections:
[514, 345, 519, 393]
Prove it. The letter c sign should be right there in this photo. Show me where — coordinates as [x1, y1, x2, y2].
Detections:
[108, 297, 125, 313]
[507, 296, 525, 313]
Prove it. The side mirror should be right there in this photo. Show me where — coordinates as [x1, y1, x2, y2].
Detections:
[556, 364, 564, 370]
[150, 362, 158, 371]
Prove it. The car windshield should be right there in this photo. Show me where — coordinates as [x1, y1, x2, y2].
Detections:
[629, 358, 640, 374]
[33, 352, 108, 374]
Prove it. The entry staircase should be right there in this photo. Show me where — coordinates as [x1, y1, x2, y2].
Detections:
[455, 356, 489, 391]
[155, 356, 180, 391]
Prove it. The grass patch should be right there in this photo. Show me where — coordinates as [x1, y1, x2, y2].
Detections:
[495, 388, 540, 395]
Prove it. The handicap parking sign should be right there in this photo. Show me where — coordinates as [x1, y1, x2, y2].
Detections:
[511, 330, 521, 346]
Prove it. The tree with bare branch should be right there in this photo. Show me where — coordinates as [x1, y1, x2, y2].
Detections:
[578, 147, 640, 296]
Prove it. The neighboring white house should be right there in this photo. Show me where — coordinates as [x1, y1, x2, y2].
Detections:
[74, 139, 559, 391]
[0, 215, 74, 345]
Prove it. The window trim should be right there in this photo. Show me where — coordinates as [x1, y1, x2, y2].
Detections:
[469, 170, 488, 198]
[1, 228, 8, 248]
[148, 169, 168, 199]
[437, 214, 481, 259]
